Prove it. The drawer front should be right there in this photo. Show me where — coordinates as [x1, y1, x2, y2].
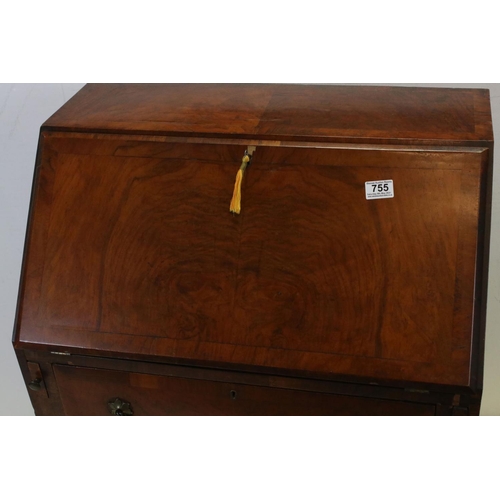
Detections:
[53, 365, 435, 416]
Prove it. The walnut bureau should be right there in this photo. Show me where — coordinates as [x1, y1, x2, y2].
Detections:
[13, 84, 493, 415]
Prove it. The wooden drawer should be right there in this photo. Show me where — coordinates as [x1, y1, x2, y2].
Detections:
[53, 365, 436, 416]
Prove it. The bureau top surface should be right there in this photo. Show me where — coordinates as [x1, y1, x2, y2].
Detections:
[43, 84, 493, 145]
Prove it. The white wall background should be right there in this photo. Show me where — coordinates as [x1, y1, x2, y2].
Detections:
[0, 83, 498, 416]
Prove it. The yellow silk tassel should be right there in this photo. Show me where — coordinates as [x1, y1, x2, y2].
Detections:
[230, 154, 250, 214]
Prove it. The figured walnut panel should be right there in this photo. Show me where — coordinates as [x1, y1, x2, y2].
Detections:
[17, 138, 484, 386]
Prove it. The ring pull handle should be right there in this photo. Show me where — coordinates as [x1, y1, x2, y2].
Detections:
[108, 398, 134, 416]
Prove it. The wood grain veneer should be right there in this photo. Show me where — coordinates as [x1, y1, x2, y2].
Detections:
[13, 84, 493, 415]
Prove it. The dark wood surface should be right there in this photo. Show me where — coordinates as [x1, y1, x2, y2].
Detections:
[13, 84, 493, 415]
[15, 350, 65, 416]
[53, 364, 436, 416]
[15, 133, 487, 388]
[43, 84, 493, 145]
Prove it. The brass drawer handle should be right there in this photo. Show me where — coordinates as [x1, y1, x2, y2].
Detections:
[28, 378, 42, 391]
[108, 398, 134, 416]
